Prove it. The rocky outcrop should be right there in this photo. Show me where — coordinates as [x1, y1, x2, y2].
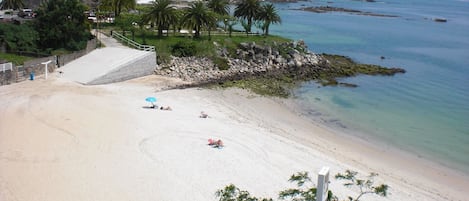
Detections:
[156, 40, 327, 84]
[295, 6, 399, 18]
[155, 40, 406, 90]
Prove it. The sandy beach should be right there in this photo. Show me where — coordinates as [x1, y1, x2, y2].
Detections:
[1, 73, 468, 201]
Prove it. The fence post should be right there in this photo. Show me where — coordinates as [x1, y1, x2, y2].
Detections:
[316, 167, 330, 201]
[42, 60, 52, 80]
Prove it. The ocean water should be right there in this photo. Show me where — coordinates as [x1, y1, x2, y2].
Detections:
[269, 0, 469, 173]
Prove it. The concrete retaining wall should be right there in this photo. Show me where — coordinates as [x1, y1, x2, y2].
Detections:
[87, 51, 156, 85]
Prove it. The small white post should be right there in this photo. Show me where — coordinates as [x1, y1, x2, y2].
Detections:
[316, 166, 330, 201]
[41, 60, 52, 80]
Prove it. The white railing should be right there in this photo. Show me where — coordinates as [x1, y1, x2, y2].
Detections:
[1, 62, 13, 73]
[111, 31, 155, 52]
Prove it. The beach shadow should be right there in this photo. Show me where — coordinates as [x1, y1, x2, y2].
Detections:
[142, 106, 157, 109]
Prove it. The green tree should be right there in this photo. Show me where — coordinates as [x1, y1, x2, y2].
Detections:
[216, 170, 388, 201]
[0, 23, 38, 53]
[258, 3, 281, 36]
[144, 0, 177, 37]
[279, 172, 336, 201]
[207, 0, 229, 16]
[216, 184, 273, 201]
[207, 0, 229, 36]
[101, 0, 136, 17]
[0, 0, 24, 10]
[181, 1, 216, 38]
[115, 13, 141, 39]
[34, 0, 91, 51]
[234, 0, 261, 35]
[335, 170, 389, 201]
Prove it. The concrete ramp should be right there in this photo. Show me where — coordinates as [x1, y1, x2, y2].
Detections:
[61, 47, 156, 85]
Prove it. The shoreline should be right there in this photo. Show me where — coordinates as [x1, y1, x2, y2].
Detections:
[1, 74, 468, 200]
[207, 82, 469, 200]
[236, 87, 469, 201]
[288, 95, 469, 177]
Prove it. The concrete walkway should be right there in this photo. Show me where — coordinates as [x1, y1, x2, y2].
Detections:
[92, 30, 130, 48]
[60, 30, 156, 85]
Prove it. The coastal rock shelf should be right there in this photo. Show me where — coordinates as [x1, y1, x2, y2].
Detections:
[155, 41, 405, 94]
[295, 6, 399, 18]
[156, 41, 325, 83]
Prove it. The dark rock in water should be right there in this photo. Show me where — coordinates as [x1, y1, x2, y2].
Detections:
[434, 18, 447, 23]
[380, 56, 385, 60]
[339, 82, 358, 88]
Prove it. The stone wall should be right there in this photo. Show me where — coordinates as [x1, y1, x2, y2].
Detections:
[0, 39, 97, 86]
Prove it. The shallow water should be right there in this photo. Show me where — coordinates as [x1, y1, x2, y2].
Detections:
[269, 0, 469, 173]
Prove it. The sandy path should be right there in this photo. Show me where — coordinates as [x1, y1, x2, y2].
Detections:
[0, 74, 468, 201]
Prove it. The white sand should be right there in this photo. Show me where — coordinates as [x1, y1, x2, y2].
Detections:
[1, 74, 468, 201]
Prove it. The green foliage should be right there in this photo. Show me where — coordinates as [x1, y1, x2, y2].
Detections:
[171, 40, 197, 57]
[207, 0, 229, 16]
[114, 13, 141, 36]
[234, 0, 262, 34]
[181, 1, 216, 38]
[279, 171, 319, 201]
[144, 0, 178, 37]
[335, 170, 389, 201]
[215, 184, 273, 201]
[34, 0, 92, 51]
[258, 3, 281, 36]
[216, 170, 388, 201]
[100, 0, 136, 17]
[0, 0, 25, 10]
[0, 52, 32, 65]
[212, 56, 229, 70]
[0, 23, 38, 53]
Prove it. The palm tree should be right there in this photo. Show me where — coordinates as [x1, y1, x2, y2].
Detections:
[207, 0, 229, 16]
[144, 0, 177, 37]
[0, 0, 24, 10]
[100, 0, 136, 17]
[234, 0, 261, 35]
[181, 1, 216, 38]
[259, 3, 281, 36]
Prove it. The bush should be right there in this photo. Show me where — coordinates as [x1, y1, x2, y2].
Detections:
[216, 170, 388, 201]
[212, 56, 230, 70]
[171, 41, 197, 57]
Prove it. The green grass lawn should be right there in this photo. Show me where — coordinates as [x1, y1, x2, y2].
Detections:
[104, 27, 291, 63]
[0, 53, 33, 65]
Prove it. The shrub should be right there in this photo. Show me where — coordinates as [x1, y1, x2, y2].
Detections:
[212, 56, 230, 70]
[171, 41, 197, 57]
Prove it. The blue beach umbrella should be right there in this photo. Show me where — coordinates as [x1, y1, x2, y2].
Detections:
[145, 97, 157, 107]
[145, 97, 157, 103]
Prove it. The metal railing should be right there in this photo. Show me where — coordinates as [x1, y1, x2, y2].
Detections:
[111, 31, 155, 52]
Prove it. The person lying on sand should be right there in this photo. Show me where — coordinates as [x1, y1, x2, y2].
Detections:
[208, 138, 223, 148]
[160, 106, 172, 111]
[199, 111, 209, 118]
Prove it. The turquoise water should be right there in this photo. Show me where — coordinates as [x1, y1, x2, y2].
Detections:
[269, 0, 469, 173]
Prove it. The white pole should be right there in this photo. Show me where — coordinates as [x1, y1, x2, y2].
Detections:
[41, 60, 52, 80]
[316, 167, 330, 201]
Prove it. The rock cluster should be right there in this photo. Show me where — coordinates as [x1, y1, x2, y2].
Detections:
[155, 40, 327, 84]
